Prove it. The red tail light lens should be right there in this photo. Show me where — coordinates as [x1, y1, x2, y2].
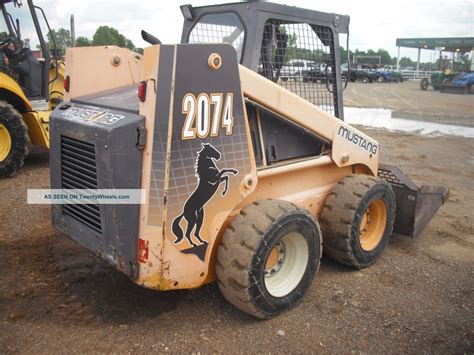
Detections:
[138, 81, 147, 102]
[64, 75, 70, 92]
[138, 238, 149, 263]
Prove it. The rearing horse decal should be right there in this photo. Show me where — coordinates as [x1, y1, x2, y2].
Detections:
[172, 143, 238, 250]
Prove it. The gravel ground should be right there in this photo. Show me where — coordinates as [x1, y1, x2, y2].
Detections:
[0, 80, 473, 353]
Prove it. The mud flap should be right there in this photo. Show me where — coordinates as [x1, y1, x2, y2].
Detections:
[378, 164, 449, 238]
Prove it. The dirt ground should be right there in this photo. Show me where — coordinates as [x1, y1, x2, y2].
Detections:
[344, 80, 474, 127]
[1, 80, 473, 353]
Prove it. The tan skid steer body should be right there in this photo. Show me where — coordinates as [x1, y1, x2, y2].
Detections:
[50, 2, 448, 318]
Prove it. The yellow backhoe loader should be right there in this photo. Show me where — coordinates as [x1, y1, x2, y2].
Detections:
[0, 0, 63, 178]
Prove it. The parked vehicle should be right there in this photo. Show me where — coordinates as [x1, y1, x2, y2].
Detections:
[302, 63, 333, 83]
[420, 71, 455, 91]
[280, 59, 315, 81]
[50, 0, 447, 320]
[302, 65, 322, 82]
[375, 69, 403, 83]
[440, 71, 474, 94]
[343, 64, 376, 83]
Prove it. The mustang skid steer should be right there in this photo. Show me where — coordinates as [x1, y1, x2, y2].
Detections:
[50, 2, 448, 318]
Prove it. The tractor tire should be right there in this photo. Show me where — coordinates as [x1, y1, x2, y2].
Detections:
[320, 174, 396, 269]
[0, 101, 29, 179]
[362, 77, 369, 83]
[377, 76, 384, 83]
[420, 78, 430, 91]
[216, 199, 322, 319]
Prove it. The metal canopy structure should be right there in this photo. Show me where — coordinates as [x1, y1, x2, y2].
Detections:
[395, 37, 474, 71]
[396, 37, 474, 52]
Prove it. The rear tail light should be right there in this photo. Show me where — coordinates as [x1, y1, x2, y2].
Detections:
[138, 238, 149, 263]
[64, 75, 70, 92]
[138, 81, 147, 102]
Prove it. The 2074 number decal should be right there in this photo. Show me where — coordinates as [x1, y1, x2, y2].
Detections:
[181, 93, 234, 139]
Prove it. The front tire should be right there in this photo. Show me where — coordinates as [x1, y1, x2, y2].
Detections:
[420, 78, 429, 90]
[0, 102, 29, 179]
[216, 199, 322, 319]
[320, 175, 396, 269]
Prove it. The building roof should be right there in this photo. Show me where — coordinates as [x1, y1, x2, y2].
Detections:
[395, 37, 474, 52]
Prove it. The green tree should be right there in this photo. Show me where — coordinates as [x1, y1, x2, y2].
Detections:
[375, 49, 392, 65]
[47, 28, 72, 53]
[75, 36, 92, 47]
[0, 31, 9, 42]
[92, 26, 135, 50]
[339, 46, 353, 64]
[399, 56, 414, 68]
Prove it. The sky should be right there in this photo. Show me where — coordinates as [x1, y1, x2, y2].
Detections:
[2, 0, 473, 62]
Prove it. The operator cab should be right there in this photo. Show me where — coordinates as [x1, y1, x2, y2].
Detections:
[180, 2, 350, 166]
[0, 0, 54, 100]
[180, 2, 350, 119]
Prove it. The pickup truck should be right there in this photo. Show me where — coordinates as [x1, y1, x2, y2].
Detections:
[343, 64, 377, 83]
[280, 59, 315, 81]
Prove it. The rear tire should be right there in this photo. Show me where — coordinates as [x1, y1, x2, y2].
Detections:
[362, 77, 369, 83]
[0, 101, 29, 179]
[216, 199, 322, 319]
[320, 175, 396, 269]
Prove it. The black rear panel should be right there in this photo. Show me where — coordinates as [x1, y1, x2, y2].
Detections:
[50, 102, 145, 278]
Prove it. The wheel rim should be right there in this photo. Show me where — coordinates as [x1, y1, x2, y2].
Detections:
[359, 200, 388, 251]
[0, 123, 12, 162]
[264, 232, 309, 297]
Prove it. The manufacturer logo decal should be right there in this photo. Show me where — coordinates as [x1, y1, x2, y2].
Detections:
[62, 107, 125, 125]
[338, 125, 378, 155]
[172, 143, 238, 261]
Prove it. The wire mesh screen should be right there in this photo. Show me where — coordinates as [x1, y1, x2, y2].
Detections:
[259, 20, 338, 117]
[188, 13, 245, 62]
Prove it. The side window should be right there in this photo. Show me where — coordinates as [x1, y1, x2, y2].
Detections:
[188, 13, 245, 62]
[246, 102, 329, 167]
[258, 20, 338, 117]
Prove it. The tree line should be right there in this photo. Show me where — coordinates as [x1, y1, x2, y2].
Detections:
[2, 27, 470, 71]
[45, 26, 143, 54]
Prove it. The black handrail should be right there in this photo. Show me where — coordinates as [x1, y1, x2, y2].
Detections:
[27, 0, 50, 101]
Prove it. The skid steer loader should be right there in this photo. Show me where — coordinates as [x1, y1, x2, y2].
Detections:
[0, 0, 64, 178]
[50, 2, 448, 318]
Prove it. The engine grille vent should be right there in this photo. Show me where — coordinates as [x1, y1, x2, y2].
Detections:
[60, 136, 102, 234]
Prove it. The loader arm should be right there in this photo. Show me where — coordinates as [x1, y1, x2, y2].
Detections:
[239, 65, 380, 175]
[239, 65, 448, 238]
